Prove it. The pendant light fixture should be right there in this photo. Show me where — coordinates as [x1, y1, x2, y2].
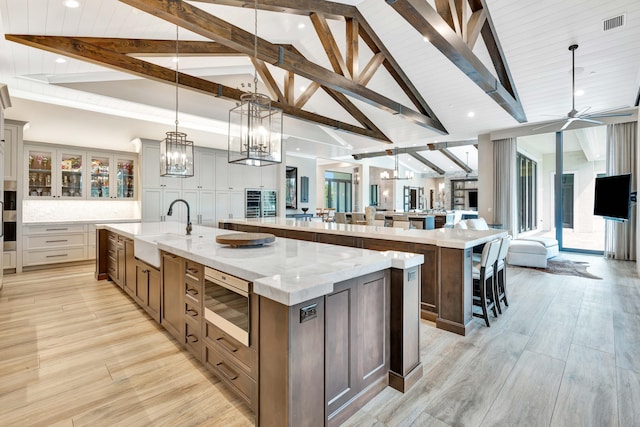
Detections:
[380, 147, 413, 180]
[228, 0, 283, 166]
[161, 25, 194, 177]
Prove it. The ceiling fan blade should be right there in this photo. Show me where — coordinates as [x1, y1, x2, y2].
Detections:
[532, 121, 562, 131]
[584, 112, 632, 119]
[574, 117, 603, 125]
[585, 105, 630, 115]
[576, 106, 591, 116]
[560, 119, 575, 131]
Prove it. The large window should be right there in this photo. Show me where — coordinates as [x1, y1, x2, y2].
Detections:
[324, 171, 352, 212]
[517, 153, 537, 233]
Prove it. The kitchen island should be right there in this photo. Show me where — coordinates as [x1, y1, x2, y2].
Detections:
[220, 218, 508, 335]
[95, 222, 423, 427]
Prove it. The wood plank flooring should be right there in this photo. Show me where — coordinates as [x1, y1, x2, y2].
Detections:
[0, 254, 638, 426]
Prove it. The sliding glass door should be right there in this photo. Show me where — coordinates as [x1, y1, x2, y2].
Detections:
[324, 171, 352, 212]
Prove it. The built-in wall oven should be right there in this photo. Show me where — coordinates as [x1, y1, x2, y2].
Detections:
[204, 266, 251, 346]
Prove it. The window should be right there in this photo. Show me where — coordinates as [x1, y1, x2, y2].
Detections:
[517, 153, 537, 232]
[324, 171, 352, 212]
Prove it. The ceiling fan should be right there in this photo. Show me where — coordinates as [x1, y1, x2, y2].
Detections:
[535, 44, 631, 131]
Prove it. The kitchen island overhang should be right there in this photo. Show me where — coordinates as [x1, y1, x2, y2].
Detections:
[95, 222, 424, 426]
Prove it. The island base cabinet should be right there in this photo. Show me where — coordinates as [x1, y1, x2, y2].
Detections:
[259, 270, 390, 427]
[136, 260, 161, 323]
[161, 252, 184, 342]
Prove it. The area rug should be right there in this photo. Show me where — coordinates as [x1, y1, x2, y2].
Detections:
[531, 258, 602, 280]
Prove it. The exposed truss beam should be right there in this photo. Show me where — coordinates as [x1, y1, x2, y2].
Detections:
[6, 34, 389, 142]
[191, 0, 356, 20]
[352, 139, 477, 160]
[426, 139, 477, 150]
[251, 58, 285, 102]
[346, 18, 359, 80]
[408, 152, 445, 175]
[358, 52, 385, 86]
[466, 9, 486, 49]
[70, 37, 243, 56]
[386, 0, 526, 123]
[119, 0, 446, 134]
[440, 147, 472, 173]
[310, 12, 351, 78]
[294, 81, 321, 109]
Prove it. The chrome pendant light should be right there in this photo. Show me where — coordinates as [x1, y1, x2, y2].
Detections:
[161, 25, 194, 177]
[228, 0, 283, 166]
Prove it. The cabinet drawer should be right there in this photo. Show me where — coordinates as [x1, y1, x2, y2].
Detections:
[87, 245, 96, 260]
[185, 260, 204, 284]
[185, 301, 201, 325]
[23, 247, 86, 266]
[205, 321, 256, 379]
[185, 321, 202, 361]
[24, 224, 86, 235]
[204, 344, 256, 406]
[3, 251, 17, 269]
[24, 233, 85, 250]
[185, 280, 202, 305]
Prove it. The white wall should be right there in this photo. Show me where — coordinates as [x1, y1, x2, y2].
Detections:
[285, 154, 317, 215]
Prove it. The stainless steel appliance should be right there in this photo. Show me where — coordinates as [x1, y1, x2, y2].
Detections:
[204, 267, 251, 346]
[245, 189, 277, 218]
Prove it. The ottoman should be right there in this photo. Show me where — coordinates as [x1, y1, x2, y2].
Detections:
[507, 239, 548, 268]
[517, 236, 559, 259]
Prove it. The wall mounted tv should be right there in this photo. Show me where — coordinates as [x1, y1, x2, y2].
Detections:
[593, 174, 632, 220]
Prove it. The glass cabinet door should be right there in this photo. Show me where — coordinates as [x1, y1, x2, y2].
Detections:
[27, 149, 54, 198]
[90, 155, 110, 198]
[116, 158, 135, 199]
[59, 151, 84, 198]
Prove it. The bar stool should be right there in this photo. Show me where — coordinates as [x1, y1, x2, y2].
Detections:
[472, 239, 501, 327]
[494, 236, 512, 314]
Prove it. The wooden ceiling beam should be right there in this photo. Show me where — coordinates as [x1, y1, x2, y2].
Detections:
[426, 139, 477, 150]
[440, 147, 472, 173]
[310, 12, 351, 78]
[284, 71, 295, 104]
[118, 0, 446, 134]
[408, 152, 445, 175]
[323, 88, 391, 143]
[355, 10, 443, 125]
[345, 18, 359, 81]
[190, 0, 355, 20]
[6, 34, 389, 142]
[387, 0, 526, 123]
[358, 52, 385, 86]
[251, 58, 285, 102]
[294, 81, 320, 109]
[69, 37, 243, 56]
[466, 9, 486, 49]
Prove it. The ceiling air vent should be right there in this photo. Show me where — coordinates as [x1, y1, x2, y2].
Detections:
[603, 14, 625, 31]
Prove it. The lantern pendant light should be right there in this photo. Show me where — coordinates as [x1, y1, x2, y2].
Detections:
[161, 25, 194, 177]
[228, 0, 283, 166]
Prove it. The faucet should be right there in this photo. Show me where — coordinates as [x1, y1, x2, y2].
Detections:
[167, 199, 192, 235]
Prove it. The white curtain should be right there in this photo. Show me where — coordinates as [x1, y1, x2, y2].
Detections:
[604, 122, 637, 260]
[493, 138, 518, 237]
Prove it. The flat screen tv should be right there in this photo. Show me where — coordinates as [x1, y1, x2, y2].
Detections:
[593, 174, 631, 220]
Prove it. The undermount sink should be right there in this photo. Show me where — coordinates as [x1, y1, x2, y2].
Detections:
[134, 233, 203, 268]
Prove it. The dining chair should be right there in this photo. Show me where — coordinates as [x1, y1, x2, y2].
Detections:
[493, 236, 512, 314]
[472, 238, 501, 327]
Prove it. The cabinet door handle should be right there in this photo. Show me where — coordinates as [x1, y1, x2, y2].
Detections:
[216, 337, 238, 353]
[216, 362, 238, 380]
[186, 267, 199, 275]
[186, 334, 198, 343]
[142, 269, 148, 274]
[46, 228, 68, 231]
[186, 287, 199, 297]
[186, 308, 198, 317]
[46, 239, 68, 243]
[46, 254, 68, 258]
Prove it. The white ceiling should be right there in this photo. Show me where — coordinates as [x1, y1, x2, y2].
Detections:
[0, 0, 639, 173]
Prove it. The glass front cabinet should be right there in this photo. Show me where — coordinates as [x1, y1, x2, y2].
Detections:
[26, 147, 85, 199]
[25, 145, 136, 200]
[90, 154, 136, 199]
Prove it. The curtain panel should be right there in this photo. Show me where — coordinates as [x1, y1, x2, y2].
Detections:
[604, 121, 637, 260]
[492, 137, 518, 237]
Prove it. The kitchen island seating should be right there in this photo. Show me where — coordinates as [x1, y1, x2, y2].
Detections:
[494, 236, 512, 314]
[472, 238, 501, 327]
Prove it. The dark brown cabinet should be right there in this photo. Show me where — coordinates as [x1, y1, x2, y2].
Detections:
[161, 252, 184, 342]
[135, 259, 161, 323]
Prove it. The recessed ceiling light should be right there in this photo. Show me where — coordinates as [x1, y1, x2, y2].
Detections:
[467, 111, 475, 118]
[298, 23, 305, 29]
[575, 89, 585, 96]
[172, 57, 179, 63]
[296, 147, 300, 151]
[423, 36, 429, 42]
[300, 86, 306, 92]
[64, 0, 80, 8]
[55, 57, 67, 64]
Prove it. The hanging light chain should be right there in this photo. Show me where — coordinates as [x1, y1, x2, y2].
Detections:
[175, 24, 180, 131]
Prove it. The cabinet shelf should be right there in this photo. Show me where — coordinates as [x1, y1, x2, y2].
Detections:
[29, 168, 52, 173]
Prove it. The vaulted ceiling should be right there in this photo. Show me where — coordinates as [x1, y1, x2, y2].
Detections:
[0, 0, 639, 175]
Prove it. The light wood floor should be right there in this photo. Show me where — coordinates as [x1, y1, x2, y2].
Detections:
[1, 255, 639, 426]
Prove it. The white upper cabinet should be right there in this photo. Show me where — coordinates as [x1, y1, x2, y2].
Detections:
[89, 153, 136, 200]
[182, 148, 215, 191]
[25, 146, 86, 199]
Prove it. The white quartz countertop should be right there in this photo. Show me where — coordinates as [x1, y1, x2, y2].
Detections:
[96, 222, 424, 306]
[220, 217, 507, 249]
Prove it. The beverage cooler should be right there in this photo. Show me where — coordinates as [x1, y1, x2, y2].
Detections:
[245, 189, 277, 218]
